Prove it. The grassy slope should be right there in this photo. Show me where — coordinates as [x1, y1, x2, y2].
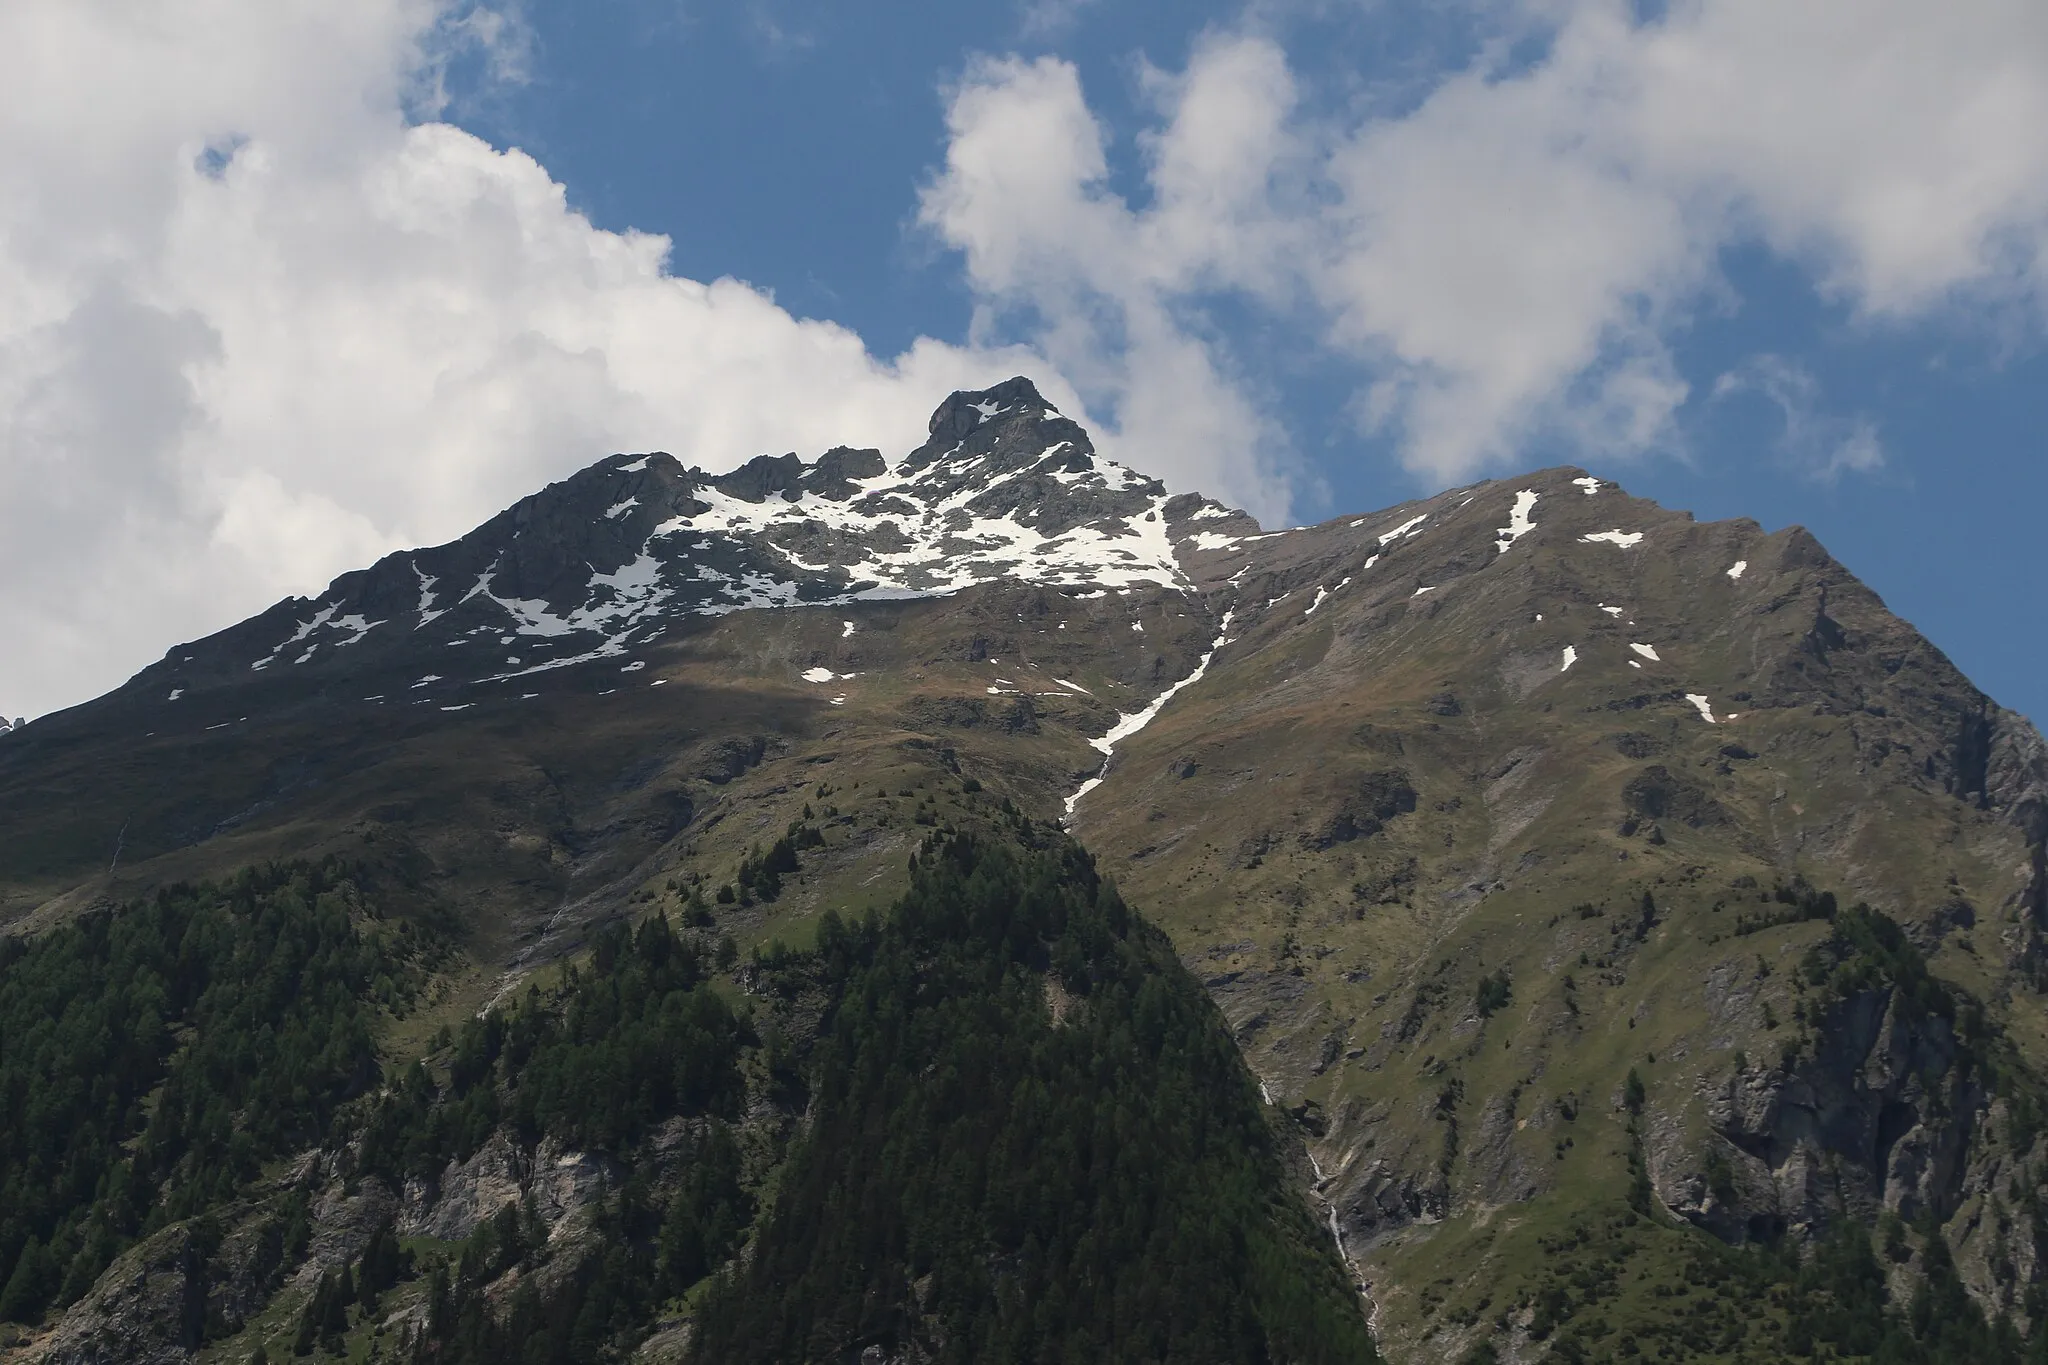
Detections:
[1070, 471, 2045, 1357]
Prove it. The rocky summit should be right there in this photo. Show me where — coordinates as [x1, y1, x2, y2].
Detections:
[128, 376, 1245, 713]
[4, 379, 2048, 1364]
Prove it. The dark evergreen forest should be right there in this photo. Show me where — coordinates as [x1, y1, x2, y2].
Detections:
[687, 826, 1381, 1364]
[0, 861, 434, 1326]
[0, 824, 1384, 1362]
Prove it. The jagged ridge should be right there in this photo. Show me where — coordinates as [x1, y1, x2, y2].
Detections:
[132, 379, 1253, 707]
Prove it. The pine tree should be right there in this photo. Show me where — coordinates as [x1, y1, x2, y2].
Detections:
[290, 1273, 325, 1356]
[0, 1234, 48, 1324]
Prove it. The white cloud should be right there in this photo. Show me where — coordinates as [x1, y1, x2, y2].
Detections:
[922, 2, 2048, 483]
[1018, 0, 1102, 40]
[1711, 356, 1886, 483]
[920, 44, 1308, 528]
[0, 0, 1056, 720]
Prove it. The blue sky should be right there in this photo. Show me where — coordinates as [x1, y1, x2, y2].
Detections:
[1, 0, 2043, 724]
[462, 1, 2048, 722]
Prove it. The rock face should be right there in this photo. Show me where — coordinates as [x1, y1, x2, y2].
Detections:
[1688, 986, 1978, 1239]
[397, 1131, 617, 1243]
[28, 1227, 207, 1365]
[4, 379, 2048, 1359]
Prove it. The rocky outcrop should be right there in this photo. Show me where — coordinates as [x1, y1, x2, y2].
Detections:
[399, 1131, 616, 1244]
[19, 1128, 624, 1364]
[1666, 980, 1983, 1245]
[28, 1227, 208, 1365]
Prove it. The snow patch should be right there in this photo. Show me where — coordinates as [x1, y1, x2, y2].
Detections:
[413, 565, 445, 628]
[801, 667, 834, 683]
[1727, 560, 1748, 580]
[1379, 513, 1428, 546]
[1064, 609, 1234, 819]
[1494, 490, 1538, 553]
[1560, 647, 1578, 672]
[250, 600, 344, 670]
[1629, 643, 1661, 661]
[1684, 694, 1717, 723]
[1572, 476, 1600, 495]
[1581, 530, 1644, 548]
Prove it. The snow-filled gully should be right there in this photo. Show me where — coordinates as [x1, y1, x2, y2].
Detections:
[1062, 608, 1235, 819]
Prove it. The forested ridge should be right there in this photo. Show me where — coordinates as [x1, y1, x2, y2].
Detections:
[689, 824, 1380, 1364]
[0, 861, 437, 1327]
[0, 822, 1381, 1363]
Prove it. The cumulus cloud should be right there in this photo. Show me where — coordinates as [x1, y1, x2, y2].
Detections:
[0, 0, 1065, 719]
[919, 43, 1309, 526]
[922, 1, 2048, 482]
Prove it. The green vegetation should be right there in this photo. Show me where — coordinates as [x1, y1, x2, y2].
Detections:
[356, 910, 748, 1183]
[729, 820, 826, 904]
[1422, 889, 2044, 1365]
[353, 914, 759, 1359]
[1802, 903, 1975, 1030]
[1431, 1193, 2025, 1365]
[0, 861, 436, 1326]
[1474, 968, 1513, 1017]
[691, 823, 1377, 1364]
[370, 820, 1374, 1362]
[21, 842, 2038, 1364]
[4, 826, 1370, 1360]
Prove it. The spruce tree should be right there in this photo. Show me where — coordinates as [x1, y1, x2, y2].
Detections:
[0, 1235, 48, 1324]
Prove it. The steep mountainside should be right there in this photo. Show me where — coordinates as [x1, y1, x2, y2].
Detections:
[4, 378, 2048, 1362]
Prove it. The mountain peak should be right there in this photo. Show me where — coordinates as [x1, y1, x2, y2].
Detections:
[115, 384, 1252, 709]
[924, 375, 1056, 442]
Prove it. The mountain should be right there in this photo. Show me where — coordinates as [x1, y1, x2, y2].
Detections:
[3, 377, 2047, 1363]
[123, 373, 1242, 706]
